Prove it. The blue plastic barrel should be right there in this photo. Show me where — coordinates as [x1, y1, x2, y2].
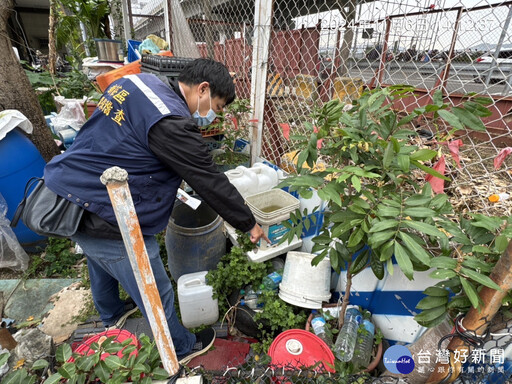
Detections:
[165, 197, 226, 281]
[0, 129, 47, 250]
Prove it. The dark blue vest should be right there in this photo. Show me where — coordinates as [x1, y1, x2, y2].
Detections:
[45, 73, 191, 235]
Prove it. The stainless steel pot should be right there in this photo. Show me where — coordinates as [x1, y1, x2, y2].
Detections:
[94, 39, 123, 62]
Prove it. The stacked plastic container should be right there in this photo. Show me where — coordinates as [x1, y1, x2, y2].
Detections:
[245, 189, 300, 250]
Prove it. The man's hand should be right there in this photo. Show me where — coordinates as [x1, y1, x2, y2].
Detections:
[249, 223, 271, 244]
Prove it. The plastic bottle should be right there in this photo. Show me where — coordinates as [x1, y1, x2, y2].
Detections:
[351, 319, 375, 370]
[489, 193, 510, 203]
[311, 310, 333, 346]
[240, 285, 258, 310]
[333, 307, 363, 362]
[261, 271, 282, 291]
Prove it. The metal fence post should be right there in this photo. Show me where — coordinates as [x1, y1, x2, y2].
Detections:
[485, 5, 512, 88]
[250, 0, 274, 165]
[100, 166, 179, 376]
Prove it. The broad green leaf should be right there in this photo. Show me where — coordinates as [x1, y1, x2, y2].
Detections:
[151, 367, 170, 380]
[369, 230, 395, 249]
[75, 355, 95, 372]
[397, 114, 416, 127]
[369, 219, 399, 233]
[76, 373, 87, 384]
[352, 197, 371, 209]
[398, 232, 431, 267]
[397, 154, 410, 173]
[423, 286, 449, 297]
[32, 359, 49, 371]
[409, 149, 437, 161]
[377, 205, 401, 217]
[351, 175, 361, 192]
[430, 256, 458, 269]
[349, 249, 370, 275]
[416, 295, 448, 310]
[438, 109, 464, 130]
[130, 363, 149, 377]
[318, 183, 343, 207]
[415, 312, 447, 328]
[348, 228, 365, 248]
[433, 89, 444, 106]
[387, 258, 394, 275]
[472, 245, 490, 253]
[460, 267, 500, 290]
[349, 204, 366, 215]
[56, 343, 72, 363]
[429, 269, 457, 279]
[403, 207, 436, 218]
[447, 295, 471, 309]
[394, 242, 414, 279]
[463, 101, 492, 117]
[58, 362, 77, 379]
[469, 214, 503, 232]
[414, 306, 447, 322]
[104, 355, 124, 370]
[402, 220, 447, 238]
[370, 254, 385, 279]
[405, 194, 431, 207]
[451, 106, 486, 132]
[460, 277, 480, 308]
[462, 257, 493, 273]
[141, 377, 153, 384]
[430, 194, 449, 209]
[383, 141, 394, 168]
[43, 373, 63, 384]
[495, 235, 509, 253]
[95, 361, 111, 383]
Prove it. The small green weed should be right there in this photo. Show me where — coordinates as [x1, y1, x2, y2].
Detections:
[24, 238, 84, 279]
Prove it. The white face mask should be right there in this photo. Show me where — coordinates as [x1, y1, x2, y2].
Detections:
[192, 91, 217, 127]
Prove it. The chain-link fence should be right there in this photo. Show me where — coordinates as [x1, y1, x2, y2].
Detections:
[121, 2, 512, 380]
[124, 0, 512, 220]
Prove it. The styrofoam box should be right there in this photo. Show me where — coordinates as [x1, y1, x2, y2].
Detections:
[177, 271, 219, 328]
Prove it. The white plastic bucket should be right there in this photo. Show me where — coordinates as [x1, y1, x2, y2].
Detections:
[279, 251, 331, 309]
[177, 271, 219, 328]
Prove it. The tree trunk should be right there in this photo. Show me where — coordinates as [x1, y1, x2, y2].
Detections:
[0, 0, 60, 163]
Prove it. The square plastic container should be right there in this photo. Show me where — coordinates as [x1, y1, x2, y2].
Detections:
[245, 189, 300, 224]
[177, 271, 219, 328]
[245, 189, 300, 249]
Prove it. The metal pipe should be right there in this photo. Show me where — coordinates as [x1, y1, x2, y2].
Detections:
[485, 5, 512, 88]
[426, 240, 512, 383]
[431, 7, 463, 96]
[101, 167, 179, 376]
[369, 17, 391, 88]
[249, 0, 275, 166]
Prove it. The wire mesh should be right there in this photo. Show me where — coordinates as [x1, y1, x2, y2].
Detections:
[123, 0, 511, 219]
[187, 354, 405, 384]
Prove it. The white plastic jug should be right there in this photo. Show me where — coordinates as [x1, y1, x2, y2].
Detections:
[177, 271, 219, 328]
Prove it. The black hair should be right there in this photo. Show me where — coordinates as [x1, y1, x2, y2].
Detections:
[178, 58, 236, 105]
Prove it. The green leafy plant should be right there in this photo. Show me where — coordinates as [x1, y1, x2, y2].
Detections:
[24, 238, 83, 279]
[206, 231, 270, 315]
[55, 0, 111, 59]
[0, 333, 169, 383]
[252, 290, 308, 353]
[212, 98, 251, 167]
[279, 87, 512, 328]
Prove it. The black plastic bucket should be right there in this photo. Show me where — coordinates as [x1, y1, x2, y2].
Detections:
[165, 198, 226, 281]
